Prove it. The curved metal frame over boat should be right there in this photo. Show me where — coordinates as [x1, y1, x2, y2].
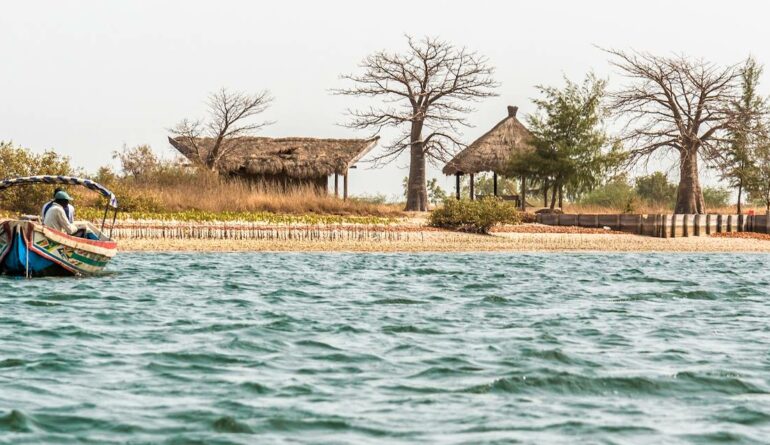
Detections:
[0, 175, 118, 207]
[0, 175, 119, 235]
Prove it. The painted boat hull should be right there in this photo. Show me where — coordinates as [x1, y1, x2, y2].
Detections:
[0, 220, 117, 277]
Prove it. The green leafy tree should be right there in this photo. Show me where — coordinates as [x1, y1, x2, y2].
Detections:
[749, 134, 770, 213]
[0, 142, 73, 214]
[635, 172, 677, 207]
[507, 73, 623, 209]
[719, 57, 767, 214]
[459, 173, 518, 198]
[702, 186, 731, 208]
[427, 178, 447, 205]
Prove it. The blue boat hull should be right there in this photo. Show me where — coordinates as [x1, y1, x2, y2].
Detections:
[0, 227, 72, 276]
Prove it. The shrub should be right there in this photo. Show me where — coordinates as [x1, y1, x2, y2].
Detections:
[0, 142, 73, 214]
[351, 193, 389, 205]
[402, 177, 448, 205]
[703, 186, 731, 209]
[579, 176, 637, 211]
[86, 166, 164, 212]
[429, 197, 520, 233]
[113, 144, 159, 178]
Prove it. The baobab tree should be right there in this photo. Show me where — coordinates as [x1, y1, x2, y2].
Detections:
[606, 49, 746, 214]
[170, 88, 273, 170]
[336, 36, 498, 211]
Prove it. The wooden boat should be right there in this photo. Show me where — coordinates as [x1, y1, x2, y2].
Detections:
[0, 175, 119, 277]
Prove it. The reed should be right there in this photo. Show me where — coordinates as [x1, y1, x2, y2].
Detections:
[108, 221, 422, 242]
[118, 232, 770, 253]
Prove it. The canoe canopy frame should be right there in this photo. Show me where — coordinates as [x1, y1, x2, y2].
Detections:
[0, 175, 119, 236]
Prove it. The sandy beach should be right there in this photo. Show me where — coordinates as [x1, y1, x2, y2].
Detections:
[119, 231, 770, 253]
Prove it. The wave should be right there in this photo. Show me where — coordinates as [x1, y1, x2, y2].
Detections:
[212, 416, 253, 434]
[369, 298, 425, 305]
[0, 409, 33, 433]
[382, 324, 442, 334]
[463, 370, 766, 396]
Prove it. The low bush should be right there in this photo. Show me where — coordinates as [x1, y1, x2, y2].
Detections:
[579, 177, 637, 211]
[429, 198, 520, 233]
[703, 186, 731, 209]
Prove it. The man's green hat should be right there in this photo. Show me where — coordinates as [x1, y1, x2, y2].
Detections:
[54, 190, 74, 202]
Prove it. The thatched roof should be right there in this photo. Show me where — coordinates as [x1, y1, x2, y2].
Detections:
[443, 106, 536, 176]
[168, 136, 379, 178]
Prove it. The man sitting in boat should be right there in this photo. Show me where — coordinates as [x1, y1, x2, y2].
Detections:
[43, 191, 89, 237]
[41, 187, 75, 224]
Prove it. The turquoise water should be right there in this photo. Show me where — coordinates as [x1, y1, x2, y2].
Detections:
[1, 253, 770, 444]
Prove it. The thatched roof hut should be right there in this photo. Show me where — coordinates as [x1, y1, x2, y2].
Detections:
[443, 106, 535, 176]
[168, 136, 379, 197]
[442, 106, 536, 206]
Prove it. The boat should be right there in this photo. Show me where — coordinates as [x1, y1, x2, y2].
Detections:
[0, 176, 119, 277]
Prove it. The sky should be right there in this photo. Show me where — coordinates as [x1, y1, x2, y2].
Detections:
[2, 0, 769, 200]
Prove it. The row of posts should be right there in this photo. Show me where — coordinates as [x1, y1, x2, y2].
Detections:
[535, 213, 770, 238]
[333, 170, 349, 200]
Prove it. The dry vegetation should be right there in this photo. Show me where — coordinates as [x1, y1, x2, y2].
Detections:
[712, 232, 770, 241]
[80, 168, 404, 218]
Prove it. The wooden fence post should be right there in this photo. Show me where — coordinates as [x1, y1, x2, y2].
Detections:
[705, 214, 711, 235]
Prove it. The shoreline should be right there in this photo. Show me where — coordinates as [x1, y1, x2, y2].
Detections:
[118, 232, 770, 253]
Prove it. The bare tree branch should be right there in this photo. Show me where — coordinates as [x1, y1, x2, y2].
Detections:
[603, 48, 745, 213]
[335, 35, 498, 210]
[170, 88, 273, 170]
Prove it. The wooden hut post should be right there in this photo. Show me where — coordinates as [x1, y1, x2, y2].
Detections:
[469, 174, 475, 200]
[455, 173, 461, 200]
[343, 169, 349, 200]
[520, 176, 526, 210]
[334, 173, 339, 198]
[493, 172, 498, 197]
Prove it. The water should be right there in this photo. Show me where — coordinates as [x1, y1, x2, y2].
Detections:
[1, 253, 770, 444]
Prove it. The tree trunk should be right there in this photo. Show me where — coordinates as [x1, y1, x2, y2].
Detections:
[737, 182, 743, 215]
[405, 122, 428, 211]
[558, 185, 563, 209]
[206, 138, 224, 169]
[674, 149, 706, 214]
[550, 182, 558, 210]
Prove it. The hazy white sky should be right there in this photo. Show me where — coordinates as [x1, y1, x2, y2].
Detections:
[2, 0, 768, 198]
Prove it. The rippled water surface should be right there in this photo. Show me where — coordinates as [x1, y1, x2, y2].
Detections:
[2, 253, 770, 444]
